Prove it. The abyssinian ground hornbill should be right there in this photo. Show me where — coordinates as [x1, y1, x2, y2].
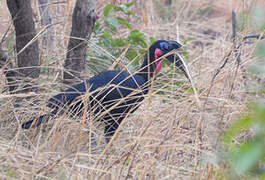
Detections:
[22, 40, 188, 142]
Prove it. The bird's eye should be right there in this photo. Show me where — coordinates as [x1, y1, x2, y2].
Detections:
[160, 42, 169, 51]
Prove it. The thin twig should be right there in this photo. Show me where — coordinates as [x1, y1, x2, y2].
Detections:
[231, 11, 237, 41]
[204, 32, 264, 107]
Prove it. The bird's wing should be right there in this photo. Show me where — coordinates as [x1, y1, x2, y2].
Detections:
[47, 82, 87, 109]
[46, 70, 122, 110]
[95, 72, 147, 105]
[46, 70, 147, 113]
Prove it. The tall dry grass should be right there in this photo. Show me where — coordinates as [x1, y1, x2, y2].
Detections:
[0, 0, 262, 179]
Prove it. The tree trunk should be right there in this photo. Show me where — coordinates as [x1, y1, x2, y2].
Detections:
[165, 0, 172, 6]
[63, 0, 97, 86]
[38, 0, 54, 55]
[0, 47, 18, 93]
[7, 0, 40, 92]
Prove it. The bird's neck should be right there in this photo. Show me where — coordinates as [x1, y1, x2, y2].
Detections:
[137, 54, 156, 82]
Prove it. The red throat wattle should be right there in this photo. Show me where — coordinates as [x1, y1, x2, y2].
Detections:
[155, 48, 163, 73]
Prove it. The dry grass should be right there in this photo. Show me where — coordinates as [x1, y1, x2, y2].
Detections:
[0, 0, 262, 179]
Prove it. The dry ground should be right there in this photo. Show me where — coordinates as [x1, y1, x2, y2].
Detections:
[0, 0, 263, 179]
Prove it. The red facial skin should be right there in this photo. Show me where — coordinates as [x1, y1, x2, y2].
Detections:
[155, 48, 163, 73]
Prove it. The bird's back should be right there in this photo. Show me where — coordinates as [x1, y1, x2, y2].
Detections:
[47, 70, 148, 116]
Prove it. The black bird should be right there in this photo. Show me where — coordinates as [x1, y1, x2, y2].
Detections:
[22, 40, 188, 142]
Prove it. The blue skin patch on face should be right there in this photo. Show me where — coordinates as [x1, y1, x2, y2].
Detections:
[159, 42, 169, 51]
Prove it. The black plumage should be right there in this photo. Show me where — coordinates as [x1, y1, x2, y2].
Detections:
[22, 40, 188, 142]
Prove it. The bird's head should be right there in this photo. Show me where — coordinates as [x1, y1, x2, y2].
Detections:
[142, 40, 188, 79]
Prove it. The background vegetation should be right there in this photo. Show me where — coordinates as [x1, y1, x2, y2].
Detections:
[0, 0, 264, 179]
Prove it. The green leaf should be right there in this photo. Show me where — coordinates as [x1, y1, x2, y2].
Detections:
[103, 32, 112, 39]
[124, 2, 134, 8]
[93, 22, 102, 34]
[6, 170, 17, 178]
[183, 37, 197, 44]
[111, 38, 126, 47]
[102, 32, 113, 48]
[231, 137, 265, 175]
[139, 49, 147, 55]
[103, 4, 116, 17]
[106, 17, 118, 29]
[126, 49, 138, 60]
[252, 103, 265, 123]
[249, 63, 265, 75]
[117, 17, 131, 29]
[149, 37, 156, 44]
[6, 31, 15, 51]
[127, 30, 147, 48]
[181, 49, 190, 60]
[104, 3, 134, 17]
[250, 7, 265, 30]
[118, 3, 135, 15]
[118, 4, 129, 14]
[254, 41, 265, 58]
[223, 115, 252, 144]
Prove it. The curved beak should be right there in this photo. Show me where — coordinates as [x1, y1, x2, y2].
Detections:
[165, 41, 189, 79]
[168, 40, 182, 49]
[166, 53, 188, 79]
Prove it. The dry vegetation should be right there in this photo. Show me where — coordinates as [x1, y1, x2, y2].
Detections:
[0, 0, 264, 179]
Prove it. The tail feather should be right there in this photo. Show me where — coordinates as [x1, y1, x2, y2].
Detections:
[22, 114, 51, 129]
